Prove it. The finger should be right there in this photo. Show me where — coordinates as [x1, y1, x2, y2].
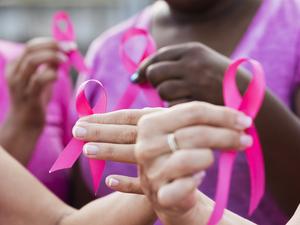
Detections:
[105, 175, 143, 194]
[17, 51, 66, 86]
[27, 67, 58, 96]
[138, 101, 252, 135]
[26, 38, 60, 53]
[156, 80, 191, 101]
[78, 108, 163, 125]
[175, 125, 253, 150]
[153, 149, 214, 182]
[83, 142, 136, 163]
[145, 61, 182, 87]
[73, 123, 137, 144]
[135, 44, 188, 83]
[158, 172, 205, 208]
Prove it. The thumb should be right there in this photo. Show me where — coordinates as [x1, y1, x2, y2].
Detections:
[105, 175, 143, 195]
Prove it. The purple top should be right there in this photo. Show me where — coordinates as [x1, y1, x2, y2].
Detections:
[0, 40, 72, 201]
[81, 0, 300, 223]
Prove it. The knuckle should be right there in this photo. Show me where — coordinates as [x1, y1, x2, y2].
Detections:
[123, 128, 137, 144]
[122, 110, 138, 124]
[157, 83, 172, 100]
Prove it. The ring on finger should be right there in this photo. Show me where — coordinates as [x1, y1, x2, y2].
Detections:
[167, 133, 179, 153]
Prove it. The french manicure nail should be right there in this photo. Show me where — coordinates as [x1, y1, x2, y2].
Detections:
[130, 72, 139, 83]
[83, 144, 98, 156]
[107, 177, 119, 187]
[240, 135, 253, 148]
[193, 171, 206, 186]
[236, 114, 252, 129]
[72, 126, 87, 138]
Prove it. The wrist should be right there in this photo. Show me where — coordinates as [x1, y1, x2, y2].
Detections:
[7, 108, 45, 131]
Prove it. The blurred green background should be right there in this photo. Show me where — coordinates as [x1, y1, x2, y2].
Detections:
[0, 0, 151, 52]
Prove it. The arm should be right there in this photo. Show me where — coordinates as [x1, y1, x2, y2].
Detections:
[156, 191, 256, 225]
[0, 146, 156, 225]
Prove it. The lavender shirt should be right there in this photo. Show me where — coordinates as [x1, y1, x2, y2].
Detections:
[81, 0, 300, 223]
[0, 40, 72, 201]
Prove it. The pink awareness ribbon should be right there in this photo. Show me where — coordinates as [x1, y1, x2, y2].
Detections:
[118, 27, 164, 109]
[208, 58, 266, 225]
[52, 11, 89, 75]
[49, 11, 107, 193]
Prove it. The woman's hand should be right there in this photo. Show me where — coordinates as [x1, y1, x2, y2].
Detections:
[134, 102, 253, 224]
[0, 37, 72, 164]
[72, 108, 161, 164]
[6, 38, 67, 130]
[132, 42, 249, 106]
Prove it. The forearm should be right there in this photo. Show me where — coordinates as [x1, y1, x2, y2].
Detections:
[255, 90, 300, 215]
[237, 71, 300, 215]
[0, 114, 42, 165]
[156, 191, 255, 225]
[62, 193, 156, 225]
[0, 147, 156, 225]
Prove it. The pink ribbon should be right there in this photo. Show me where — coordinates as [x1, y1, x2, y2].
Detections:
[50, 79, 107, 193]
[49, 11, 107, 193]
[52, 11, 89, 74]
[118, 27, 164, 109]
[208, 58, 266, 225]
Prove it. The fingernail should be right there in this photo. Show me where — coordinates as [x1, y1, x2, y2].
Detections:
[106, 177, 119, 187]
[193, 171, 206, 186]
[59, 41, 77, 52]
[58, 53, 68, 62]
[72, 126, 87, 138]
[236, 114, 252, 129]
[130, 72, 139, 83]
[240, 135, 253, 148]
[83, 144, 98, 156]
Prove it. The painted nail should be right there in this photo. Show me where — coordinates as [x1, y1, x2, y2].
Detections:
[72, 126, 87, 138]
[83, 144, 98, 156]
[236, 114, 252, 129]
[106, 177, 119, 188]
[58, 53, 68, 62]
[193, 171, 206, 186]
[130, 72, 139, 83]
[59, 41, 77, 52]
[240, 135, 253, 148]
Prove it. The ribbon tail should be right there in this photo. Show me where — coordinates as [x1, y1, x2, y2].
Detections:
[141, 83, 164, 107]
[49, 138, 83, 173]
[70, 51, 90, 75]
[89, 159, 106, 194]
[115, 83, 140, 110]
[207, 152, 236, 225]
[246, 126, 265, 215]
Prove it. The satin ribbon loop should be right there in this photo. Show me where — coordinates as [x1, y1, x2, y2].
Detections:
[208, 58, 266, 225]
[50, 79, 107, 193]
[52, 11, 89, 74]
[120, 27, 156, 74]
[118, 27, 164, 109]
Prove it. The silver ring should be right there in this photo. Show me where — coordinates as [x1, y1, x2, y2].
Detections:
[167, 133, 179, 152]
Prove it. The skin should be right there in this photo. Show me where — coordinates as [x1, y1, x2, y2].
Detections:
[134, 101, 300, 225]
[128, 0, 300, 215]
[0, 145, 156, 225]
[75, 103, 300, 224]
[0, 38, 72, 165]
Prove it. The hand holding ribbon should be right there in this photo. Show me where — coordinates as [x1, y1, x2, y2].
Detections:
[208, 58, 266, 225]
